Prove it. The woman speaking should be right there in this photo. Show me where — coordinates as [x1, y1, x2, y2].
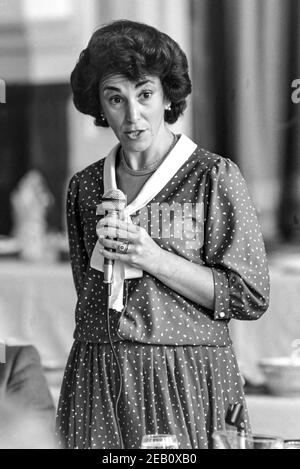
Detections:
[56, 19, 270, 449]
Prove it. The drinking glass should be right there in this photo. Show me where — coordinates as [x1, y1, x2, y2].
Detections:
[245, 435, 284, 449]
[284, 440, 300, 449]
[212, 430, 247, 449]
[141, 434, 179, 449]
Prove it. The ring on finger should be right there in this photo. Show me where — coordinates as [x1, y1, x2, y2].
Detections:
[117, 241, 130, 254]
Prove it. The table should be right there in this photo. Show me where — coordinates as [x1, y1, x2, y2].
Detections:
[0, 260, 75, 368]
[246, 395, 300, 439]
[230, 262, 300, 384]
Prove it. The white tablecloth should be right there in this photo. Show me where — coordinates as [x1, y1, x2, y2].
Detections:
[0, 260, 76, 368]
[230, 264, 300, 383]
[246, 395, 300, 439]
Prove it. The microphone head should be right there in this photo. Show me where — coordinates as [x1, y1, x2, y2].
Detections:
[103, 189, 126, 200]
[102, 189, 127, 211]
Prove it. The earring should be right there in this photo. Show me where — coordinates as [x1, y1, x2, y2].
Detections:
[165, 104, 172, 111]
[99, 112, 107, 124]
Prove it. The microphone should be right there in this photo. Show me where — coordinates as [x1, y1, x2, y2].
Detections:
[98, 189, 127, 296]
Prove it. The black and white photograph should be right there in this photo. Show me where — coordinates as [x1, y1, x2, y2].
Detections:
[0, 0, 300, 452]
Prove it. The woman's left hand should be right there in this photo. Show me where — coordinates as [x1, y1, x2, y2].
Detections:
[96, 214, 163, 274]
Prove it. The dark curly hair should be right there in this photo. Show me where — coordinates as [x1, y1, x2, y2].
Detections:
[70, 19, 192, 127]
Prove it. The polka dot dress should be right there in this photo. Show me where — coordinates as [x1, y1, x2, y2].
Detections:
[57, 341, 248, 449]
[56, 140, 270, 449]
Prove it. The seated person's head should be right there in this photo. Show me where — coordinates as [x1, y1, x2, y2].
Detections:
[0, 343, 56, 448]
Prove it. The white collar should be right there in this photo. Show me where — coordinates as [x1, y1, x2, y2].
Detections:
[104, 133, 197, 216]
[91, 133, 197, 311]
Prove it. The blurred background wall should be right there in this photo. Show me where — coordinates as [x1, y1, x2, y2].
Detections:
[0, 0, 299, 246]
[191, 0, 300, 246]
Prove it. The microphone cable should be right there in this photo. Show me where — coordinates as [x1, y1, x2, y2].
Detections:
[106, 279, 129, 450]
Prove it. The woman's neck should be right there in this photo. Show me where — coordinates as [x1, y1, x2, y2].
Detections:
[123, 127, 175, 171]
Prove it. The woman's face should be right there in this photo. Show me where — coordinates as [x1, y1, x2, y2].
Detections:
[99, 74, 170, 154]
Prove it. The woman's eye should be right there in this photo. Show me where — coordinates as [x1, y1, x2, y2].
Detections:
[140, 91, 152, 100]
[109, 96, 123, 105]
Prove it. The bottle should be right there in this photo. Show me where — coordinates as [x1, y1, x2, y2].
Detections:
[225, 403, 246, 449]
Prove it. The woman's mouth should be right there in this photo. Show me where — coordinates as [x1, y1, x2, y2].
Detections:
[125, 130, 145, 140]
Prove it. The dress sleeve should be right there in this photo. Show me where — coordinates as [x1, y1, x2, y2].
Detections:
[66, 173, 89, 297]
[204, 157, 270, 321]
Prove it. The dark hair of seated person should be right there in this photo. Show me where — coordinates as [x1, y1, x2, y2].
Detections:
[70, 19, 192, 127]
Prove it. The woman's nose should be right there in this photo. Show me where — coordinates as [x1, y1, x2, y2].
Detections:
[125, 100, 140, 123]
